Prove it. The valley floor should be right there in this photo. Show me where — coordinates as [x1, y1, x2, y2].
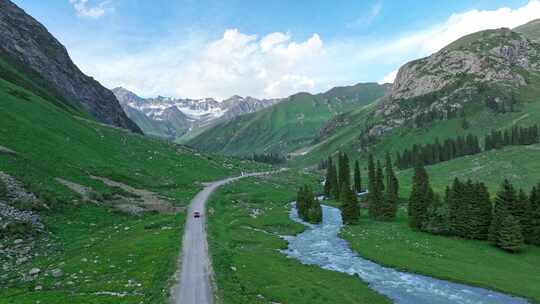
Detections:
[341, 211, 540, 303]
[207, 170, 391, 304]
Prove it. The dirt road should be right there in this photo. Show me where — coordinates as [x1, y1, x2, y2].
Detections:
[170, 171, 278, 304]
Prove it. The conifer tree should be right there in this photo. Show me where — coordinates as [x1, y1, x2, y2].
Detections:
[408, 162, 432, 230]
[372, 160, 385, 219]
[323, 157, 333, 196]
[497, 214, 525, 252]
[448, 178, 465, 235]
[341, 186, 360, 224]
[296, 186, 308, 220]
[489, 179, 517, 243]
[367, 154, 377, 218]
[424, 188, 451, 235]
[296, 185, 322, 224]
[528, 184, 540, 245]
[513, 189, 529, 234]
[339, 152, 351, 189]
[329, 161, 339, 199]
[354, 160, 362, 193]
[382, 152, 398, 220]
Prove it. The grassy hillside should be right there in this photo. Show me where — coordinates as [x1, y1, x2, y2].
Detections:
[515, 19, 540, 42]
[189, 83, 386, 156]
[294, 70, 540, 193]
[0, 58, 265, 303]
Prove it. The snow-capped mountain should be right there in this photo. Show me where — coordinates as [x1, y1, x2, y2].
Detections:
[112, 87, 281, 141]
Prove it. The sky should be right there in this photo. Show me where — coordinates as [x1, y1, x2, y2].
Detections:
[12, 0, 540, 99]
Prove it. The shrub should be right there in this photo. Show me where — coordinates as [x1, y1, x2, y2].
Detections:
[0, 221, 33, 238]
[0, 179, 8, 200]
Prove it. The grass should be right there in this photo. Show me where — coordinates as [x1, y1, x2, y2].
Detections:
[397, 144, 540, 197]
[341, 210, 540, 303]
[0, 58, 267, 303]
[207, 170, 390, 304]
[1, 207, 184, 304]
[295, 80, 540, 194]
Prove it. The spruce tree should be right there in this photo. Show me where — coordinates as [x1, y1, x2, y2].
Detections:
[448, 178, 465, 236]
[323, 157, 333, 196]
[306, 186, 323, 224]
[489, 179, 517, 243]
[341, 186, 360, 224]
[424, 188, 451, 235]
[367, 154, 377, 218]
[408, 162, 432, 230]
[528, 184, 540, 245]
[297, 185, 322, 224]
[382, 152, 398, 221]
[497, 214, 525, 252]
[513, 189, 529, 234]
[329, 161, 339, 199]
[340, 152, 351, 189]
[354, 160, 362, 193]
[369, 160, 386, 220]
[296, 186, 308, 220]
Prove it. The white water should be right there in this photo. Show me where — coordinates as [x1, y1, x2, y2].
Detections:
[281, 205, 529, 304]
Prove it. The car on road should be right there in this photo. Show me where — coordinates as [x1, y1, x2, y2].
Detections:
[193, 211, 201, 218]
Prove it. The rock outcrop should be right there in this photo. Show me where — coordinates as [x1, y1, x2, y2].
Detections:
[0, 0, 141, 133]
[373, 28, 540, 135]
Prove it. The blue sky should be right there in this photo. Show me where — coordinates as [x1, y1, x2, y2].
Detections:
[12, 0, 540, 99]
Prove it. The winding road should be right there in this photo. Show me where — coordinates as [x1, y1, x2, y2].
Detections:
[170, 171, 279, 304]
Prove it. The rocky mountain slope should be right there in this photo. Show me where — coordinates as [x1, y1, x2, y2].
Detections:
[0, 0, 141, 133]
[373, 27, 540, 137]
[515, 18, 540, 42]
[189, 83, 388, 156]
[294, 22, 540, 184]
[113, 87, 280, 141]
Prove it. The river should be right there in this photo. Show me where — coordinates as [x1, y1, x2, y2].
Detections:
[281, 205, 529, 304]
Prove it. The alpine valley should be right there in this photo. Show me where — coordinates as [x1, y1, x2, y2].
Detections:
[113, 87, 281, 142]
[1, 1, 540, 304]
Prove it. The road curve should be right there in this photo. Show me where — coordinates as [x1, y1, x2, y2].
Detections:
[170, 171, 279, 304]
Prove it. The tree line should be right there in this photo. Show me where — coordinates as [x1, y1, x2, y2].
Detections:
[366, 153, 399, 221]
[396, 134, 481, 169]
[249, 153, 287, 164]
[484, 124, 539, 151]
[396, 124, 539, 170]
[323, 152, 361, 224]
[409, 163, 540, 252]
[296, 185, 322, 224]
[324, 152, 400, 224]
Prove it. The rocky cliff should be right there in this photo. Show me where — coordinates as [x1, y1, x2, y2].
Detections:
[0, 0, 141, 133]
[372, 27, 540, 136]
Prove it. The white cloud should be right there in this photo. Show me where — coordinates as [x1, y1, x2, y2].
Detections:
[174, 29, 323, 99]
[74, 29, 323, 99]
[70, 1, 540, 99]
[372, 0, 540, 81]
[69, 0, 112, 19]
[379, 70, 398, 84]
[347, 2, 382, 29]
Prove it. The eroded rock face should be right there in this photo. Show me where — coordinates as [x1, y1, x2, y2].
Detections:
[0, 0, 141, 133]
[387, 29, 537, 103]
[372, 28, 540, 133]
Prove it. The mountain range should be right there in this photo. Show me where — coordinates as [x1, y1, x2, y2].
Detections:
[188, 82, 389, 156]
[112, 87, 281, 141]
[1, 1, 540, 302]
